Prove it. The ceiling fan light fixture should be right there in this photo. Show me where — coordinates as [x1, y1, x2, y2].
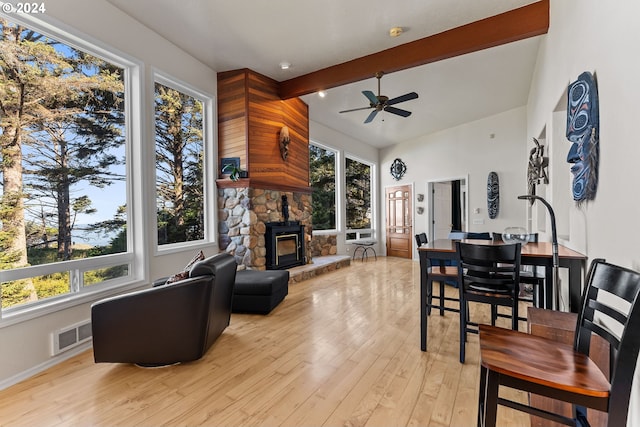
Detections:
[338, 72, 418, 124]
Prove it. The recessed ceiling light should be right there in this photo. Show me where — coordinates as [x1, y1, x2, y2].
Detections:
[280, 62, 291, 70]
[389, 27, 404, 37]
[318, 91, 326, 98]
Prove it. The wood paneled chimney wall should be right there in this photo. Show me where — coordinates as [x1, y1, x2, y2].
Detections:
[217, 68, 310, 193]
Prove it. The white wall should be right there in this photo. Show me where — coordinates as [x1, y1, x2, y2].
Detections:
[309, 121, 379, 256]
[380, 107, 529, 258]
[4, 2, 640, 420]
[527, 1, 640, 423]
[0, 0, 219, 387]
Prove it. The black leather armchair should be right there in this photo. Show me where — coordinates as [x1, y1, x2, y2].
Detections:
[91, 253, 237, 365]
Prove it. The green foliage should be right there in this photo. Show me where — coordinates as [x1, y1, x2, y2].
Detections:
[309, 147, 371, 231]
[1, 17, 126, 273]
[34, 273, 70, 299]
[85, 205, 127, 256]
[2, 243, 126, 308]
[221, 163, 243, 181]
[0, 18, 130, 310]
[309, 145, 336, 230]
[155, 82, 204, 245]
[1, 280, 32, 308]
[346, 158, 372, 229]
[0, 229, 23, 266]
[84, 264, 128, 286]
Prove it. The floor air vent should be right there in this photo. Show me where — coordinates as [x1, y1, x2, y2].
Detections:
[52, 319, 92, 356]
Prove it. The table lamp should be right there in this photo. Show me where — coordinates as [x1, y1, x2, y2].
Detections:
[517, 194, 560, 310]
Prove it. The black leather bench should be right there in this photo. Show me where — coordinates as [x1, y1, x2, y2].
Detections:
[232, 269, 289, 314]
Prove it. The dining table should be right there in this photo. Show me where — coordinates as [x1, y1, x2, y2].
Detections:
[417, 239, 587, 352]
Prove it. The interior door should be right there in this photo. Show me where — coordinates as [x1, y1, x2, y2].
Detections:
[386, 185, 412, 258]
[432, 181, 453, 239]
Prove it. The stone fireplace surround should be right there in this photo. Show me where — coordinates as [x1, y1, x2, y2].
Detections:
[217, 186, 312, 270]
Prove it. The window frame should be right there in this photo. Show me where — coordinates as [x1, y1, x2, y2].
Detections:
[152, 70, 216, 255]
[309, 140, 340, 235]
[344, 153, 377, 243]
[0, 11, 145, 325]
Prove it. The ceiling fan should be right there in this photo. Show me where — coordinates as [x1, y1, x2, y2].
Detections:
[339, 71, 419, 124]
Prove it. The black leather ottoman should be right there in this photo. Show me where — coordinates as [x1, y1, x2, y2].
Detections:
[232, 269, 289, 314]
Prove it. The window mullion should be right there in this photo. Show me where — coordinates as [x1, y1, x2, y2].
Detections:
[70, 269, 81, 293]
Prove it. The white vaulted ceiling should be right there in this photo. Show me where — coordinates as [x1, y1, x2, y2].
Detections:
[107, 0, 542, 147]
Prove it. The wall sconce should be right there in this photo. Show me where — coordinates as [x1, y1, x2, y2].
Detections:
[417, 193, 424, 202]
[417, 207, 424, 215]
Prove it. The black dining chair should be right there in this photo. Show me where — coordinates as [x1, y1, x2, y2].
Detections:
[456, 241, 521, 363]
[417, 233, 459, 353]
[464, 231, 492, 240]
[493, 232, 544, 305]
[477, 258, 640, 427]
[417, 233, 459, 316]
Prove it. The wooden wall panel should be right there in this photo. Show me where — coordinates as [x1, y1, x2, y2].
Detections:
[217, 70, 249, 171]
[219, 117, 247, 168]
[282, 97, 309, 187]
[218, 68, 310, 191]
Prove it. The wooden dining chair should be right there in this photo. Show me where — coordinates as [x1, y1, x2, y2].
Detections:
[456, 241, 521, 363]
[477, 258, 640, 427]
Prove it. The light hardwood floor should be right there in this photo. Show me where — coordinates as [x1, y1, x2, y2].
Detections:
[0, 257, 531, 426]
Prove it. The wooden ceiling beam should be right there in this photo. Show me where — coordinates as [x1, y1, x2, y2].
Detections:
[278, 0, 548, 99]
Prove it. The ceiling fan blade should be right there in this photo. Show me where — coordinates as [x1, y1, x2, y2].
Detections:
[339, 106, 374, 113]
[384, 106, 412, 118]
[387, 92, 418, 106]
[362, 90, 379, 105]
[364, 109, 379, 124]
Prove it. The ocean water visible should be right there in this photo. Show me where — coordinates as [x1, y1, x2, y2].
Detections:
[72, 226, 120, 248]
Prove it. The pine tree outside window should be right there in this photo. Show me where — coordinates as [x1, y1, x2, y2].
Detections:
[154, 74, 212, 248]
[0, 16, 137, 312]
[345, 156, 374, 241]
[309, 143, 337, 231]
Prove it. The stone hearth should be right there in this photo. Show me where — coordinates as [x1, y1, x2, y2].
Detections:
[217, 187, 312, 270]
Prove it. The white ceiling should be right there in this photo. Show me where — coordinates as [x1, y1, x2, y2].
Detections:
[107, 0, 541, 148]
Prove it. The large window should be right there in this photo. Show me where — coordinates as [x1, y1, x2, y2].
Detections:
[154, 76, 210, 247]
[309, 143, 337, 230]
[0, 17, 133, 311]
[345, 156, 373, 240]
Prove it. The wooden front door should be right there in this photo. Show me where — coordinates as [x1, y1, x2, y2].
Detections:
[386, 185, 412, 258]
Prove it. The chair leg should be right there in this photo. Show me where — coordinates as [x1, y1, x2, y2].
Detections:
[466, 302, 470, 336]
[421, 274, 427, 351]
[424, 295, 429, 350]
[427, 279, 433, 316]
[459, 299, 466, 363]
[491, 305, 497, 326]
[482, 369, 500, 427]
[465, 301, 470, 343]
[512, 301, 519, 331]
[439, 282, 445, 316]
[477, 365, 487, 427]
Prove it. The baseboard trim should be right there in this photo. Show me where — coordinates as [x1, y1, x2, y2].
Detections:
[0, 342, 93, 391]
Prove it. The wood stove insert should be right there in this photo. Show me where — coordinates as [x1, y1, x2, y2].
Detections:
[265, 221, 305, 270]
